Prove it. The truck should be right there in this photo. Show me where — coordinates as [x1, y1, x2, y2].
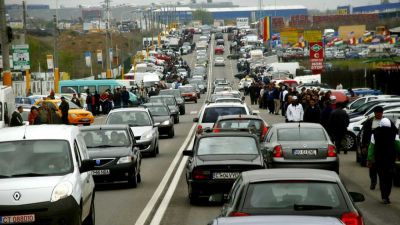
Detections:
[249, 50, 263, 61]
[0, 86, 15, 128]
[266, 62, 300, 78]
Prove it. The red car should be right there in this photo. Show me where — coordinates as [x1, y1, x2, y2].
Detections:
[154, 53, 171, 62]
[214, 46, 224, 54]
[179, 85, 198, 103]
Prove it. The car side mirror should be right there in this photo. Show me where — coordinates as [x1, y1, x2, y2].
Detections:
[80, 159, 95, 173]
[154, 122, 160, 127]
[349, 192, 365, 202]
[193, 118, 199, 122]
[209, 193, 225, 203]
[182, 150, 193, 157]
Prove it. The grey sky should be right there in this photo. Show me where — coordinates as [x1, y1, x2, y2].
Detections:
[5, 0, 385, 10]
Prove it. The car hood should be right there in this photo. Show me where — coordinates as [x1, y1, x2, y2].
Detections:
[0, 174, 73, 205]
[152, 115, 171, 123]
[130, 126, 153, 137]
[88, 146, 131, 158]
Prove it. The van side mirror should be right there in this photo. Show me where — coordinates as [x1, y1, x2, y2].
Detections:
[349, 192, 365, 202]
[80, 160, 95, 173]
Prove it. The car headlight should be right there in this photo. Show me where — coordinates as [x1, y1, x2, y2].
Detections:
[141, 130, 154, 140]
[70, 114, 77, 118]
[117, 156, 133, 164]
[161, 120, 171, 125]
[51, 181, 73, 202]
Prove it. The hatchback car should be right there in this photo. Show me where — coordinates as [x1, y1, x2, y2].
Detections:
[105, 108, 160, 157]
[214, 115, 268, 142]
[159, 89, 185, 115]
[143, 103, 175, 138]
[183, 133, 265, 204]
[0, 125, 96, 225]
[148, 95, 180, 123]
[80, 125, 142, 187]
[219, 169, 365, 225]
[263, 123, 339, 173]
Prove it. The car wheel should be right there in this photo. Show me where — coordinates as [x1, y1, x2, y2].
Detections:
[150, 146, 157, 157]
[156, 144, 159, 154]
[356, 147, 361, 163]
[137, 171, 142, 183]
[189, 186, 199, 205]
[180, 109, 186, 115]
[195, 99, 197, 103]
[83, 195, 95, 225]
[168, 127, 175, 138]
[128, 170, 138, 188]
[175, 115, 179, 124]
[342, 132, 356, 151]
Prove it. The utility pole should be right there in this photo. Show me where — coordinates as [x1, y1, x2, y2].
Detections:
[22, 1, 27, 43]
[105, 0, 111, 78]
[53, 15, 57, 68]
[0, 0, 11, 84]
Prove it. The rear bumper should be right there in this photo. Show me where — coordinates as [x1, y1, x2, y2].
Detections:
[189, 179, 235, 197]
[182, 96, 197, 101]
[271, 161, 339, 172]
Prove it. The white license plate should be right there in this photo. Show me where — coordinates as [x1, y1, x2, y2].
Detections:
[293, 149, 317, 156]
[1, 214, 35, 224]
[92, 169, 110, 175]
[81, 118, 90, 122]
[185, 97, 191, 100]
[213, 172, 240, 180]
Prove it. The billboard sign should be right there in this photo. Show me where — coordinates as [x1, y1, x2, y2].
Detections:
[12, 44, 30, 70]
[304, 30, 322, 42]
[310, 42, 324, 73]
[46, 55, 54, 70]
[338, 25, 366, 41]
[236, 17, 249, 28]
[280, 28, 301, 44]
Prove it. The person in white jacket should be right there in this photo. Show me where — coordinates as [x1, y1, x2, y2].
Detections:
[286, 96, 304, 122]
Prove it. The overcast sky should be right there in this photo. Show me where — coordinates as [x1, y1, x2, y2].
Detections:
[5, 0, 387, 10]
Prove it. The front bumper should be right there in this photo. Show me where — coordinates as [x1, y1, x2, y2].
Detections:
[92, 162, 135, 183]
[0, 196, 80, 225]
[158, 125, 173, 134]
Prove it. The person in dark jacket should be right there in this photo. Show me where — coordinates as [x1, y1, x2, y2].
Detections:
[113, 88, 122, 109]
[10, 106, 24, 127]
[121, 86, 130, 108]
[320, 95, 337, 130]
[248, 83, 257, 105]
[303, 99, 321, 123]
[59, 97, 69, 125]
[327, 102, 350, 154]
[71, 93, 81, 108]
[367, 118, 400, 204]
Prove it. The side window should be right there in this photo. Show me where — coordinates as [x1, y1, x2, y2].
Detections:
[74, 141, 83, 168]
[265, 129, 274, 142]
[4, 103, 9, 125]
[228, 177, 243, 205]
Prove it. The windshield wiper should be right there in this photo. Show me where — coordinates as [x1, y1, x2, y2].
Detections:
[11, 173, 49, 177]
[294, 204, 333, 211]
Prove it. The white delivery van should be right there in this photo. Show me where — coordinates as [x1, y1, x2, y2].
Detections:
[0, 125, 96, 224]
[143, 73, 161, 87]
[249, 50, 264, 61]
[266, 62, 300, 78]
[0, 85, 15, 128]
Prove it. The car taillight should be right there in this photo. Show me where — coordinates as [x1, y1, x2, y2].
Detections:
[327, 144, 337, 157]
[260, 125, 268, 140]
[192, 170, 210, 180]
[229, 212, 251, 217]
[273, 145, 283, 158]
[341, 212, 364, 225]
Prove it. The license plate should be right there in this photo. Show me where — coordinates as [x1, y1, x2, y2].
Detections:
[92, 169, 110, 175]
[293, 149, 317, 156]
[81, 118, 90, 122]
[1, 214, 35, 224]
[185, 97, 191, 100]
[213, 172, 240, 180]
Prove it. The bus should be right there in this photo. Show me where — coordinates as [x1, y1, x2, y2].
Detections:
[59, 79, 136, 94]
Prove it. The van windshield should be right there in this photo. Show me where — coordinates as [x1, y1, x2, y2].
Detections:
[0, 140, 73, 178]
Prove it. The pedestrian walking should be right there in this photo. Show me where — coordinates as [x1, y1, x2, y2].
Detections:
[273, 86, 280, 115]
[113, 88, 122, 109]
[71, 93, 81, 108]
[28, 106, 39, 125]
[121, 86, 130, 107]
[327, 102, 350, 154]
[336, 82, 343, 90]
[320, 95, 337, 130]
[59, 97, 69, 125]
[10, 106, 24, 127]
[249, 83, 257, 105]
[286, 96, 304, 122]
[303, 99, 321, 123]
[367, 118, 400, 204]
[280, 86, 288, 116]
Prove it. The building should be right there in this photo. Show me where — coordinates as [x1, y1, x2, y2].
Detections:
[352, 2, 400, 14]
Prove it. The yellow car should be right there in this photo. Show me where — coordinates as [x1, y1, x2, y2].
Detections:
[35, 99, 94, 125]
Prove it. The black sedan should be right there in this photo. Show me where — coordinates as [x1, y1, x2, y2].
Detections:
[183, 132, 265, 204]
[143, 103, 175, 138]
[159, 89, 186, 115]
[80, 125, 142, 188]
[149, 95, 180, 123]
[218, 169, 365, 225]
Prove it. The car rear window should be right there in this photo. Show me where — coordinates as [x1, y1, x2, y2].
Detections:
[216, 119, 262, 130]
[277, 128, 326, 141]
[243, 181, 345, 210]
[197, 137, 258, 155]
[202, 107, 247, 123]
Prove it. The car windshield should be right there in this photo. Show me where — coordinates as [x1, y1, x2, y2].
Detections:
[0, 140, 73, 177]
[159, 90, 181, 98]
[15, 98, 32, 105]
[197, 137, 258, 155]
[277, 128, 326, 141]
[202, 107, 247, 123]
[179, 86, 196, 93]
[149, 97, 175, 106]
[217, 119, 262, 130]
[82, 129, 130, 148]
[107, 111, 152, 126]
[243, 181, 345, 210]
[147, 106, 170, 116]
[210, 94, 235, 102]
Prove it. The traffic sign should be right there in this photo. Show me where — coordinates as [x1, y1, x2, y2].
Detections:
[12, 44, 30, 70]
[309, 42, 324, 73]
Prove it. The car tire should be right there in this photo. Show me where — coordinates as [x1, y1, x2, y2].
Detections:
[175, 115, 179, 124]
[83, 195, 95, 225]
[168, 127, 175, 138]
[156, 144, 160, 154]
[180, 109, 186, 115]
[343, 132, 356, 151]
[189, 187, 199, 205]
[150, 146, 157, 157]
[128, 170, 138, 188]
[195, 99, 197, 103]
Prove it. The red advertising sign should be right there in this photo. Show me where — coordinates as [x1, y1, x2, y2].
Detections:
[309, 42, 324, 74]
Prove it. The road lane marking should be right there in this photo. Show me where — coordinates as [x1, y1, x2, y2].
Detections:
[134, 123, 196, 225]
[149, 136, 195, 225]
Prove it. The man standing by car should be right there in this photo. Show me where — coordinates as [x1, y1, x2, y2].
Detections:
[361, 106, 383, 190]
[327, 102, 350, 154]
[367, 118, 400, 204]
[286, 96, 303, 122]
[304, 98, 321, 123]
[59, 97, 69, 125]
[10, 106, 24, 127]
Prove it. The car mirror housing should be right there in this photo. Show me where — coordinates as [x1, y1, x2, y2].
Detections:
[349, 192, 365, 202]
[80, 159, 95, 173]
[182, 150, 193, 157]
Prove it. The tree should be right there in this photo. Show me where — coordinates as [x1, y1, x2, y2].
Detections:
[192, 9, 213, 25]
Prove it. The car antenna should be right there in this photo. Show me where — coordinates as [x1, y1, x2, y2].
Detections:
[22, 125, 28, 139]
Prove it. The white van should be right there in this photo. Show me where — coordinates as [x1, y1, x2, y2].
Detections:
[0, 125, 96, 225]
[0, 85, 15, 128]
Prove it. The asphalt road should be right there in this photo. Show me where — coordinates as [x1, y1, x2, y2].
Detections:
[93, 34, 400, 225]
